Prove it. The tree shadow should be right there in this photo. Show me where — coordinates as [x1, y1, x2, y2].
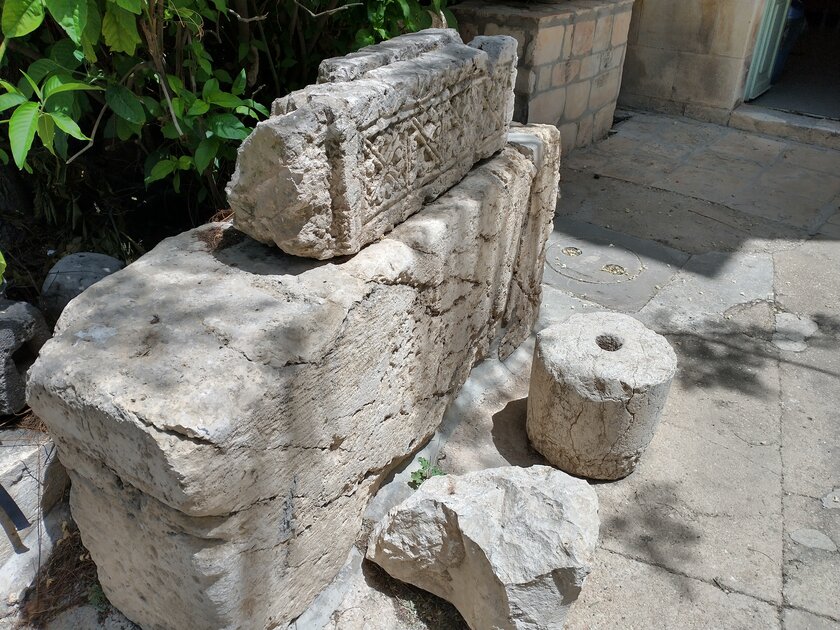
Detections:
[601, 481, 703, 598]
[647, 307, 840, 398]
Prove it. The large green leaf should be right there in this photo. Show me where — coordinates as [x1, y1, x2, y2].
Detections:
[186, 99, 209, 116]
[19, 71, 42, 101]
[113, 0, 141, 14]
[194, 137, 219, 174]
[8, 102, 40, 169]
[45, 0, 87, 44]
[0, 80, 23, 95]
[0, 93, 27, 113]
[145, 158, 177, 184]
[205, 90, 243, 109]
[231, 69, 246, 96]
[37, 112, 56, 154]
[102, 3, 140, 55]
[206, 113, 249, 140]
[43, 78, 103, 101]
[2, 0, 45, 37]
[105, 84, 144, 123]
[48, 111, 88, 139]
[23, 58, 62, 84]
[50, 38, 84, 70]
[81, 0, 101, 60]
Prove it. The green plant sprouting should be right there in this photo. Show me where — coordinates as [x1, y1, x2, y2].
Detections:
[409, 456, 444, 488]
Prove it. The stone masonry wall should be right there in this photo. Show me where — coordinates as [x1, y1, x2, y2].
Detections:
[618, 0, 766, 124]
[454, 0, 634, 156]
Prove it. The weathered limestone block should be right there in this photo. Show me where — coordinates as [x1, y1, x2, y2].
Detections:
[367, 466, 600, 630]
[227, 29, 518, 259]
[527, 312, 677, 480]
[1, 300, 50, 414]
[27, 125, 560, 630]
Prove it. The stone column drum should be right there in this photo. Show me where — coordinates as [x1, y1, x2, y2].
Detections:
[527, 312, 677, 480]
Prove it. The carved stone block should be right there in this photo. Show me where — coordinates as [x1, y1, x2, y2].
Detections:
[226, 29, 517, 259]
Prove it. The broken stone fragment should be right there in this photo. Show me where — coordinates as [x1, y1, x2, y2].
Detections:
[0, 300, 50, 414]
[227, 29, 518, 259]
[27, 125, 561, 630]
[527, 312, 677, 480]
[366, 466, 600, 630]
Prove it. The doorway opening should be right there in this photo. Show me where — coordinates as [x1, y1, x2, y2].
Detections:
[751, 1, 840, 120]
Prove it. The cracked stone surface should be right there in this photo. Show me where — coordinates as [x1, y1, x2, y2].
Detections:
[527, 312, 676, 480]
[26, 126, 560, 630]
[367, 466, 599, 630]
[227, 29, 517, 259]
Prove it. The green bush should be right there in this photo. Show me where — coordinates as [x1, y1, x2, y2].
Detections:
[0, 0, 454, 296]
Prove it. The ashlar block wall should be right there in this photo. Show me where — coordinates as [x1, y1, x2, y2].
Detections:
[454, 0, 635, 156]
[618, 0, 766, 123]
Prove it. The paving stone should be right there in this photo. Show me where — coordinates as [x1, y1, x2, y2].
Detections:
[780, 346, 840, 501]
[784, 494, 840, 620]
[566, 144, 676, 186]
[589, 353, 784, 603]
[559, 168, 806, 254]
[706, 131, 786, 166]
[564, 550, 781, 630]
[651, 164, 754, 208]
[637, 251, 774, 334]
[783, 607, 840, 630]
[773, 312, 819, 352]
[781, 144, 840, 175]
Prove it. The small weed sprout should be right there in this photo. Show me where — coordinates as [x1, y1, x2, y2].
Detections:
[87, 583, 109, 613]
[409, 457, 445, 489]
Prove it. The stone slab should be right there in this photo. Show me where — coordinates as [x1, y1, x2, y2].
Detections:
[729, 105, 840, 152]
[27, 126, 560, 630]
[637, 251, 775, 334]
[559, 167, 807, 254]
[0, 502, 70, 620]
[783, 608, 840, 630]
[227, 30, 517, 259]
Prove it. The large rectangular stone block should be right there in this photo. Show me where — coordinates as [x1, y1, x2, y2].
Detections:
[227, 29, 517, 260]
[28, 125, 561, 630]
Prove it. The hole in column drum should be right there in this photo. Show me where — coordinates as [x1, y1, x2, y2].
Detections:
[596, 334, 623, 351]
